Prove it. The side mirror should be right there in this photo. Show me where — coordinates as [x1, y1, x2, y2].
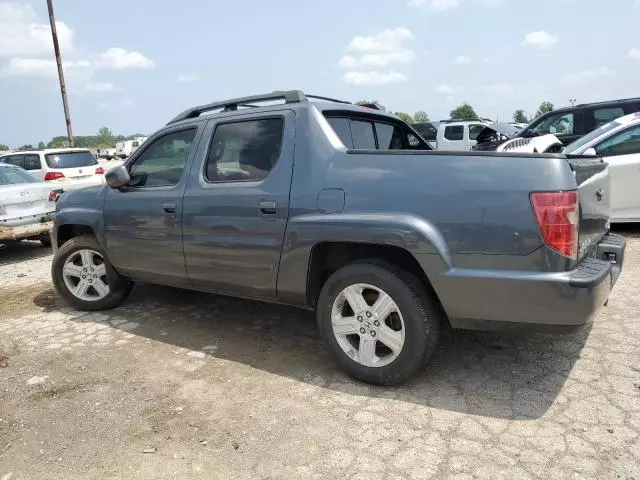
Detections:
[583, 147, 597, 156]
[105, 165, 131, 189]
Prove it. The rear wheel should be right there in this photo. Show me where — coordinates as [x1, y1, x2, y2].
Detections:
[316, 260, 440, 385]
[52, 235, 132, 311]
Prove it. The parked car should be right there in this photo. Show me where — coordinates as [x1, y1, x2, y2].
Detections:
[494, 97, 640, 150]
[0, 148, 105, 190]
[50, 90, 624, 385]
[97, 148, 117, 160]
[0, 163, 58, 247]
[564, 112, 640, 223]
[435, 120, 487, 151]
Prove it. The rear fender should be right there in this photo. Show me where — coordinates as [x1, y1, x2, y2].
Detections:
[276, 212, 451, 305]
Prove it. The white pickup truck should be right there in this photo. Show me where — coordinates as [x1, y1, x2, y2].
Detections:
[435, 121, 487, 151]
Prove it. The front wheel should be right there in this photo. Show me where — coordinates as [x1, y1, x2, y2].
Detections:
[52, 235, 133, 311]
[316, 260, 440, 385]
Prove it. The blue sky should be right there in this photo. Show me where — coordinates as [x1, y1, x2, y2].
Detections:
[1, 0, 639, 146]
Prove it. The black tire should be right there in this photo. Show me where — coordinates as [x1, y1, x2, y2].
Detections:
[316, 260, 440, 386]
[51, 235, 133, 311]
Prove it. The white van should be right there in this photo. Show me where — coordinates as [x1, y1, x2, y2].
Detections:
[115, 137, 147, 159]
[435, 121, 487, 151]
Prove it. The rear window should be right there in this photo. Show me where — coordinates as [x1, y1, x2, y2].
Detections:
[45, 151, 97, 169]
[0, 166, 36, 185]
[324, 115, 430, 150]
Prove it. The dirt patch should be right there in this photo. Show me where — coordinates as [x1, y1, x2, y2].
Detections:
[0, 282, 55, 318]
[0, 354, 8, 368]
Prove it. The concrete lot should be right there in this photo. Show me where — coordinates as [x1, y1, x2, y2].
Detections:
[1, 229, 639, 479]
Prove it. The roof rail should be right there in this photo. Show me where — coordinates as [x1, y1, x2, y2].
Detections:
[167, 90, 307, 124]
[167, 90, 354, 124]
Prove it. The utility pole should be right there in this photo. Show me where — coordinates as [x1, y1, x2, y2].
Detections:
[47, 0, 74, 147]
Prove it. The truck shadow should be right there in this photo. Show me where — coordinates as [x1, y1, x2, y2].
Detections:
[42, 282, 590, 420]
[0, 241, 52, 266]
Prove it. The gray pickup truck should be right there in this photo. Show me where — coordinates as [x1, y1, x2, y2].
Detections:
[50, 90, 625, 385]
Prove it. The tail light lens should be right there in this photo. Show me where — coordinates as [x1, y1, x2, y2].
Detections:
[44, 171, 65, 181]
[530, 191, 579, 259]
[48, 190, 61, 202]
[95, 167, 104, 175]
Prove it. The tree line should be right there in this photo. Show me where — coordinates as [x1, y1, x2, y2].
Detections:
[356, 100, 555, 124]
[1, 127, 146, 151]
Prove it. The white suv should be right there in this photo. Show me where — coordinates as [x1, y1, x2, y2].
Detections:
[0, 148, 105, 190]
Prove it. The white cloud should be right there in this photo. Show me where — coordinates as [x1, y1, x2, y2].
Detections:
[1, 57, 90, 78]
[98, 48, 155, 70]
[630, 48, 640, 60]
[85, 82, 117, 92]
[562, 66, 616, 85]
[482, 83, 515, 94]
[435, 84, 456, 94]
[0, 3, 75, 58]
[339, 27, 414, 84]
[407, 0, 462, 9]
[347, 27, 413, 54]
[523, 31, 559, 49]
[454, 55, 471, 64]
[342, 70, 407, 85]
[177, 73, 199, 83]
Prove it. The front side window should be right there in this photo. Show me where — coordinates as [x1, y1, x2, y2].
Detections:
[129, 128, 196, 187]
[205, 118, 283, 182]
[595, 125, 640, 156]
[0, 166, 36, 185]
[531, 113, 574, 137]
[469, 124, 485, 141]
[444, 126, 464, 141]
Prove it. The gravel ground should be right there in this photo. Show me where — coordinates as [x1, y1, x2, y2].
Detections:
[1, 228, 639, 480]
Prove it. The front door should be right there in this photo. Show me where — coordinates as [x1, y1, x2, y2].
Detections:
[103, 125, 204, 286]
[182, 111, 295, 299]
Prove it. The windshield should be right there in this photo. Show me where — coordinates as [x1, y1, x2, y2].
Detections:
[44, 151, 97, 168]
[564, 120, 622, 153]
[0, 165, 37, 185]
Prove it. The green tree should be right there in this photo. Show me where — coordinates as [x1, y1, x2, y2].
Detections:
[98, 127, 114, 146]
[0, 143, 9, 150]
[19, 144, 33, 149]
[394, 112, 413, 124]
[450, 103, 479, 121]
[37, 141, 45, 149]
[513, 109, 528, 124]
[535, 101, 554, 118]
[413, 111, 429, 123]
[355, 100, 386, 112]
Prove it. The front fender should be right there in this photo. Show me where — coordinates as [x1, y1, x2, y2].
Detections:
[52, 187, 106, 252]
[276, 212, 452, 305]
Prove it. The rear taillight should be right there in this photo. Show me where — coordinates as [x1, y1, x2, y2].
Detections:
[530, 191, 579, 259]
[48, 190, 60, 202]
[95, 167, 104, 175]
[44, 171, 65, 181]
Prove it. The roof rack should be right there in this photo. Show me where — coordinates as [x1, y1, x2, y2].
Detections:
[167, 90, 352, 124]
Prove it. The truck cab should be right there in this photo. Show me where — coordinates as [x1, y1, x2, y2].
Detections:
[435, 121, 487, 151]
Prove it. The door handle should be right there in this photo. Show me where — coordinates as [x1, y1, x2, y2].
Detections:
[259, 201, 277, 215]
[162, 202, 176, 214]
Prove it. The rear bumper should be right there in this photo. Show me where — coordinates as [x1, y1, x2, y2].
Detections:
[444, 233, 626, 333]
[0, 213, 54, 242]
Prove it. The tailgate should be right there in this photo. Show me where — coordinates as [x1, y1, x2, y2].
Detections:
[567, 155, 609, 259]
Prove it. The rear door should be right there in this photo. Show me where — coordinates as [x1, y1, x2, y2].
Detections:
[182, 111, 295, 299]
[103, 124, 205, 286]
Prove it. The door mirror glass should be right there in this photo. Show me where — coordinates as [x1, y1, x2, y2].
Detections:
[583, 147, 597, 156]
[105, 165, 131, 189]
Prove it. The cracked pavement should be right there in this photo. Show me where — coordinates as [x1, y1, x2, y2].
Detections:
[0, 229, 639, 479]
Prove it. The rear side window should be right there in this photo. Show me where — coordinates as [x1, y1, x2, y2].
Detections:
[350, 120, 376, 149]
[325, 115, 429, 150]
[23, 154, 41, 170]
[444, 126, 464, 141]
[45, 151, 97, 168]
[593, 107, 624, 127]
[375, 122, 405, 149]
[205, 118, 284, 182]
